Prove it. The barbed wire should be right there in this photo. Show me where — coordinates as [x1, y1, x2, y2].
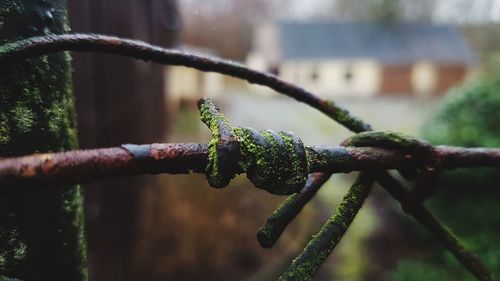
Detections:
[0, 34, 496, 281]
[2, 124, 500, 187]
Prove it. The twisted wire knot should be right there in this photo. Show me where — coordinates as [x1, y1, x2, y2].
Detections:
[198, 98, 309, 195]
[198, 98, 240, 188]
[341, 131, 440, 170]
[341, 131, 441, 205]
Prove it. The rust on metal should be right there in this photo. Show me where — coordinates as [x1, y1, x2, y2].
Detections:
[1, 143, 500, 188]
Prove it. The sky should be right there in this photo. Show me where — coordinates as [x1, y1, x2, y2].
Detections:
[433, 0, 500, 23]
[280, 0, 500, 22]
[181, 0, 500, 23]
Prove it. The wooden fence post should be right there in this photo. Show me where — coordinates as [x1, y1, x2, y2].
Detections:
[0, 1, 87, 280]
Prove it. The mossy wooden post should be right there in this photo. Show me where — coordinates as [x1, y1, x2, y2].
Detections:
[0, 0, 87, 280]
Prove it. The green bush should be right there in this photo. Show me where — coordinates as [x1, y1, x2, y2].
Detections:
[391, 60, 500, 280]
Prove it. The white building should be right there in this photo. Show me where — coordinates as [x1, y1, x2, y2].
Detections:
[247, 22, 476, 98]
[165, 46, 223, 106]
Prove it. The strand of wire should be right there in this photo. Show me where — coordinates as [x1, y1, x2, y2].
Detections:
[0, 33, 371, 133]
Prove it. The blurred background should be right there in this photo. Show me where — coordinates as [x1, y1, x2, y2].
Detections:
[67, 0, 500, 280]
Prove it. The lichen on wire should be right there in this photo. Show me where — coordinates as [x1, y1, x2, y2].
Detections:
[198, 98, 240, 188]
[0, 34, 496, 281]
[257, 173, 332, 248]
[278, 172, 375, 281]
[199, 98, 308, 195]
[342, 130, 440, 169]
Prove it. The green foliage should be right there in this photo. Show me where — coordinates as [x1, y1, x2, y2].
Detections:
[422, 77, 500, 148]
[392, 59, 500, 280]
[371, 0, 400, 23]
[391, 260, 449, 281]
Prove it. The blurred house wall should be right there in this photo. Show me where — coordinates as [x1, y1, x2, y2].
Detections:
[412, 61, 438, 96]
[279, 59, 381, 97]
[67, 1, 179, 280]
[379, 64, 413, 95]
[247, 22, 475, 98]
[165, 65, 223, 108]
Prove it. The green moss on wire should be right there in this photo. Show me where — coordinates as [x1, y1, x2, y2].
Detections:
[278, 172, 375, 281]
[199, 98, 309, 195]
[199, 99, 236, 188]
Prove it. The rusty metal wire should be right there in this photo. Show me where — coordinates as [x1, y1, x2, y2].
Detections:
[3, 135, 500, 187]
[0, 34, 497, 281]
[0, 34, 370, 133]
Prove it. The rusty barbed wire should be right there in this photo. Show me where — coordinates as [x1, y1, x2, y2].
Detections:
[3, 120, 500, 188]
[0, 34, 497, 280]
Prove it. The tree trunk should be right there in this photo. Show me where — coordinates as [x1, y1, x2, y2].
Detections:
[0, 0, 87, 280]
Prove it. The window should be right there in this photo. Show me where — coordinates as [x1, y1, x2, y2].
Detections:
[344, 66, 353, 82]
[311, 66, 319, 81]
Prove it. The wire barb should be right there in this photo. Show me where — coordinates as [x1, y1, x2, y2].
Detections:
[198, 98, 240, 188]
[278, 172, 375, 281]
[199, 98, 309, 195]
[257, 173, 332, 248]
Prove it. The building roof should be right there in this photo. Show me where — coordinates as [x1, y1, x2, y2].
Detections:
[278, 22, 476, 64]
